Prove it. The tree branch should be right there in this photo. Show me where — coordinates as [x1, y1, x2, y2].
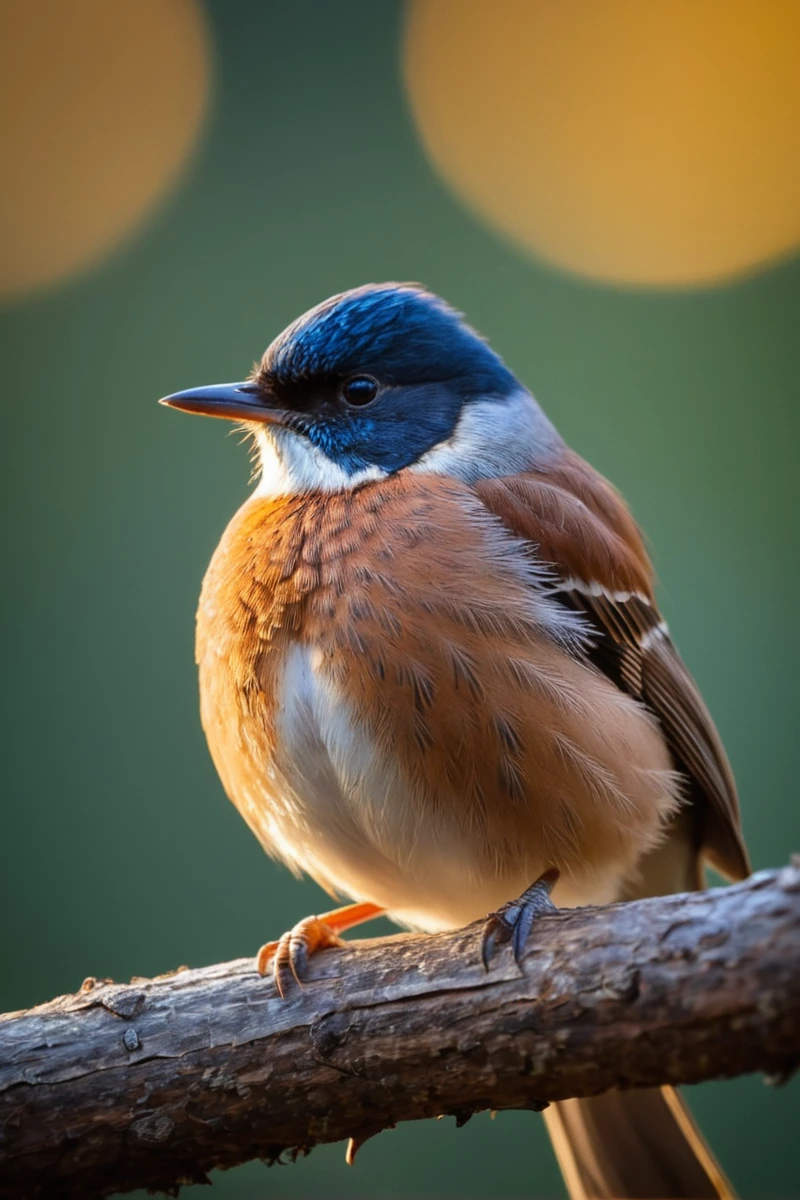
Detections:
[1, 866, 799, 1198]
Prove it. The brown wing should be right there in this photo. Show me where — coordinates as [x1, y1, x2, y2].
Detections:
[475, 452, 750, 881]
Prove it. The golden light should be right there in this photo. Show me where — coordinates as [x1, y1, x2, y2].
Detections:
[0, 0, 210, 302]
[405, 0, 800, 287]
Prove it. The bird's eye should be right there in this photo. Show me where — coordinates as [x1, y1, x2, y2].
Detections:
[341, 376, 379, 407]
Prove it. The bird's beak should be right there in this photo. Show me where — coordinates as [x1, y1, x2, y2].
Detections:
[159, 381, 288, 424]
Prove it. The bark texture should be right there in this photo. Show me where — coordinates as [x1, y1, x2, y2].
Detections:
[1, 866, 799, 1199]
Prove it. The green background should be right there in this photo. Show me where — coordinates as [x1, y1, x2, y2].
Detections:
[2, 2, 797, 1196]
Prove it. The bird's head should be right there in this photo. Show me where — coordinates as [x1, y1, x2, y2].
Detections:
[161, 283, 561, 493]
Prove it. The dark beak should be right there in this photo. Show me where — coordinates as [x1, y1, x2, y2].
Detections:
[159, 381, 288, 424]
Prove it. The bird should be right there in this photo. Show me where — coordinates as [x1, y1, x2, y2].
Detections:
[161, 283, 749, 1200]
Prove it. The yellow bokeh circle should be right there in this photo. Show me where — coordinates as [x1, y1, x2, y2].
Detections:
[405, 0, 800, 287]
[0, 0, 210, 301]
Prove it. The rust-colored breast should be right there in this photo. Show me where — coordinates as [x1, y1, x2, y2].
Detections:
[197, 473, 677, 916]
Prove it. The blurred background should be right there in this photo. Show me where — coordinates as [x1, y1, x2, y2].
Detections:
[1, 1, 798, 1196]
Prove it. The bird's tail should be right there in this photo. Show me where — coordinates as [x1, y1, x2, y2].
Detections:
[544, 809, 737, 1198]
[544, 1085, 735, 1199]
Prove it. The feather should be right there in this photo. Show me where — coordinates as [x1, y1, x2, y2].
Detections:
[196, 471, 681, 927]
[475, 450, 750, 882]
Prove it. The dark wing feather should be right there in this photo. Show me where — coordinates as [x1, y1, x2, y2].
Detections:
[476, 458, 750, 882]
[560, 584, 749, 880]
[641, 634, 749, 878]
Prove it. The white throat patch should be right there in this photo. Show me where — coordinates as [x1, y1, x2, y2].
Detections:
[253, 426, 387, 498]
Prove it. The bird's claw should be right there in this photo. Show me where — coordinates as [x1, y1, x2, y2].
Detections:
[481, 868, 559, 969]
[257, 916, 345, 998]
[257, 901, 384, 997]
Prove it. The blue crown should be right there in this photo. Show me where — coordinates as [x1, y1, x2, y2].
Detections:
[264, 283, 517, 395]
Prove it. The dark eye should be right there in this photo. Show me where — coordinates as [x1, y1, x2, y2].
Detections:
[341, 375, 379, 407]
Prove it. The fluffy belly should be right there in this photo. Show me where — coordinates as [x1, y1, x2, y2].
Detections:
[230, 643, 671, 930]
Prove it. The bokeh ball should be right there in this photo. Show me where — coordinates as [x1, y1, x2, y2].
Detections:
[405, 0, 800, 287]
[0, 0, 210, 301]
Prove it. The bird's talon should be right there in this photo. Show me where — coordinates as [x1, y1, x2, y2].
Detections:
[480, 913, 515, 969]
[257, 915, 347, 996]
[481, 869, 560, 968]
[256, 901, 384, 995]
[256, 939, 280, 976]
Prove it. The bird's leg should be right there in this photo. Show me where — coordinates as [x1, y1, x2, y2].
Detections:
[257, 901, 385, 997]
[481, 868, 559, 969]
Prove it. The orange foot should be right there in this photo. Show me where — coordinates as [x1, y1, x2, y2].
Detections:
[257, 901, 385, 997]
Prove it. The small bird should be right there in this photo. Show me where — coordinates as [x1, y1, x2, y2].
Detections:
[161, 283, 749, 1199]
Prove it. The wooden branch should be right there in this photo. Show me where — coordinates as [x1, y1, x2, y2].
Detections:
[1, 867, 799, 1199]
